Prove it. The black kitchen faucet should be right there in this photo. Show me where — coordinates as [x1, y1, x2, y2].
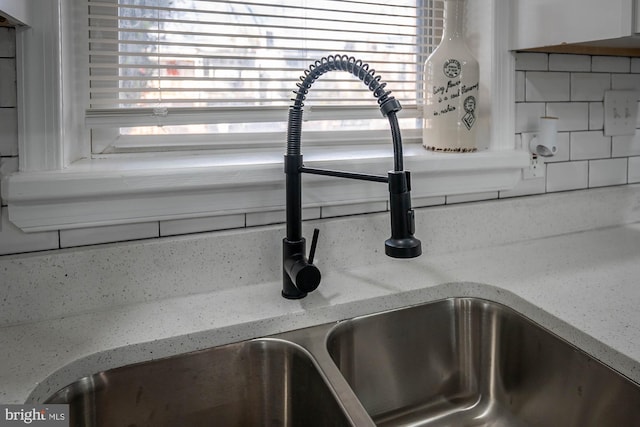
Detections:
[282, 55, 422, 299]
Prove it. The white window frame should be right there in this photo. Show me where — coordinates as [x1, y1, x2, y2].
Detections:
[2, 0, 528, 232]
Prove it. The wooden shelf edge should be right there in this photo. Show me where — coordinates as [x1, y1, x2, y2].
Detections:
[519, 44, 640, 57]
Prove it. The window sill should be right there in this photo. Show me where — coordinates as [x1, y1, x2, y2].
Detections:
[3, 147, 530, 232]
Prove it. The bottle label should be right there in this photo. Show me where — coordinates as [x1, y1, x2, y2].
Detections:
[443, 59, 461, 78]
[461, 95, 477, 130]
[428, 58, 479, 130]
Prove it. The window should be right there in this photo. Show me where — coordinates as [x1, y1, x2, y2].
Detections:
[4, 0, 528, 232]
[87, 0, 444, 154]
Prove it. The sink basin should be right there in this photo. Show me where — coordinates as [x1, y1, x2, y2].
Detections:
[327, 298, 640, 426]
[46, 338, 353, 427]
[43, 296, 640, 427]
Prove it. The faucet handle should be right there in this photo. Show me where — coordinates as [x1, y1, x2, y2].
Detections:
[308, 228, 320, 264]
[282, 233, 322, 299]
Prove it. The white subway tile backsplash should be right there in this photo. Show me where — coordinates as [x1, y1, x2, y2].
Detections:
[499, 176, 546, 198]
[525, 72, 570, 102]
[629, 156, 640, 183]
[321, 202, 386, 218]
[0, 28, 15, 58]
[60, 222, 159, 248]
[589, 102, 604, 130]
[412, 196, 445, 208]
[446, 192, 499, 204]
[245, 210, 282, 227]
[549, 54, 590, 72]
[515, 52, 548, 71]
[516, 102, 546, 133]
[546, 102, 589, 131]
[611, 73, 640, 90]
[0, 59, 16, 107]
[571, 73, 610, 101]
[589, 158, 628, 187]
[632, 58, 640, 73]
[0, 108, 17, 156]
[612, 134, 640, 157]
[160, 214, 245, 236]
[245, 207, 320, 227]
[570, 131, 611, 160]
[0, 209, 59, 255]
[301, 207, 322, 221]
[592, 56, 630, 73]
[515, 71, 525, 102]
[546, 161, 589, 192]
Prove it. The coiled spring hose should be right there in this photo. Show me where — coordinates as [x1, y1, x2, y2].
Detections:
[287, 54, 404, 171]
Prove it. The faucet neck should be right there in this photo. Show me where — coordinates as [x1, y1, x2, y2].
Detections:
[284, 153, 303, 241]
[287, 55, 405, 176]
[282, 55, 422, 299]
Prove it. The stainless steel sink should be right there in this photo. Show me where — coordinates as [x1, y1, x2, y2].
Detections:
[45, 297, 640, 427]
[327, 298, 640, 426]
[46, 338, 354, 427]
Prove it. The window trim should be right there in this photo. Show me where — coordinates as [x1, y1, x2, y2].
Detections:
[3, 0, 529, 233]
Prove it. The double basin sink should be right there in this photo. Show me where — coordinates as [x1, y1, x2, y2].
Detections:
[46, 298, 640, 426]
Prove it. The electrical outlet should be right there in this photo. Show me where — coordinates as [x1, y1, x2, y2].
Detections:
[521, 133, 546, 180]
[522, 154, 545, 180]
[604, 90, 639, 137]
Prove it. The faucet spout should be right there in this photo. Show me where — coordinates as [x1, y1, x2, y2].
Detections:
[386, 171, 422, 258]
[282, 55, 422, 299]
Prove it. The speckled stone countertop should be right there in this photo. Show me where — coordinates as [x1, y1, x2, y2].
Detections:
[1, 186, 640, 404]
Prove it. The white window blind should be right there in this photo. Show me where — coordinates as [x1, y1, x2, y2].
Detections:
[86, 0, 444, 153]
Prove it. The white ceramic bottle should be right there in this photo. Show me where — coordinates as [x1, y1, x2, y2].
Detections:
[422, 0, 479, 152]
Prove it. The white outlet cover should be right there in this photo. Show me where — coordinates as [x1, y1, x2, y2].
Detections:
[604, 90, 639, 137]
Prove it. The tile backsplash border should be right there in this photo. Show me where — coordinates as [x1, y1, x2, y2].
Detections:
[2, 47, 640, 255]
